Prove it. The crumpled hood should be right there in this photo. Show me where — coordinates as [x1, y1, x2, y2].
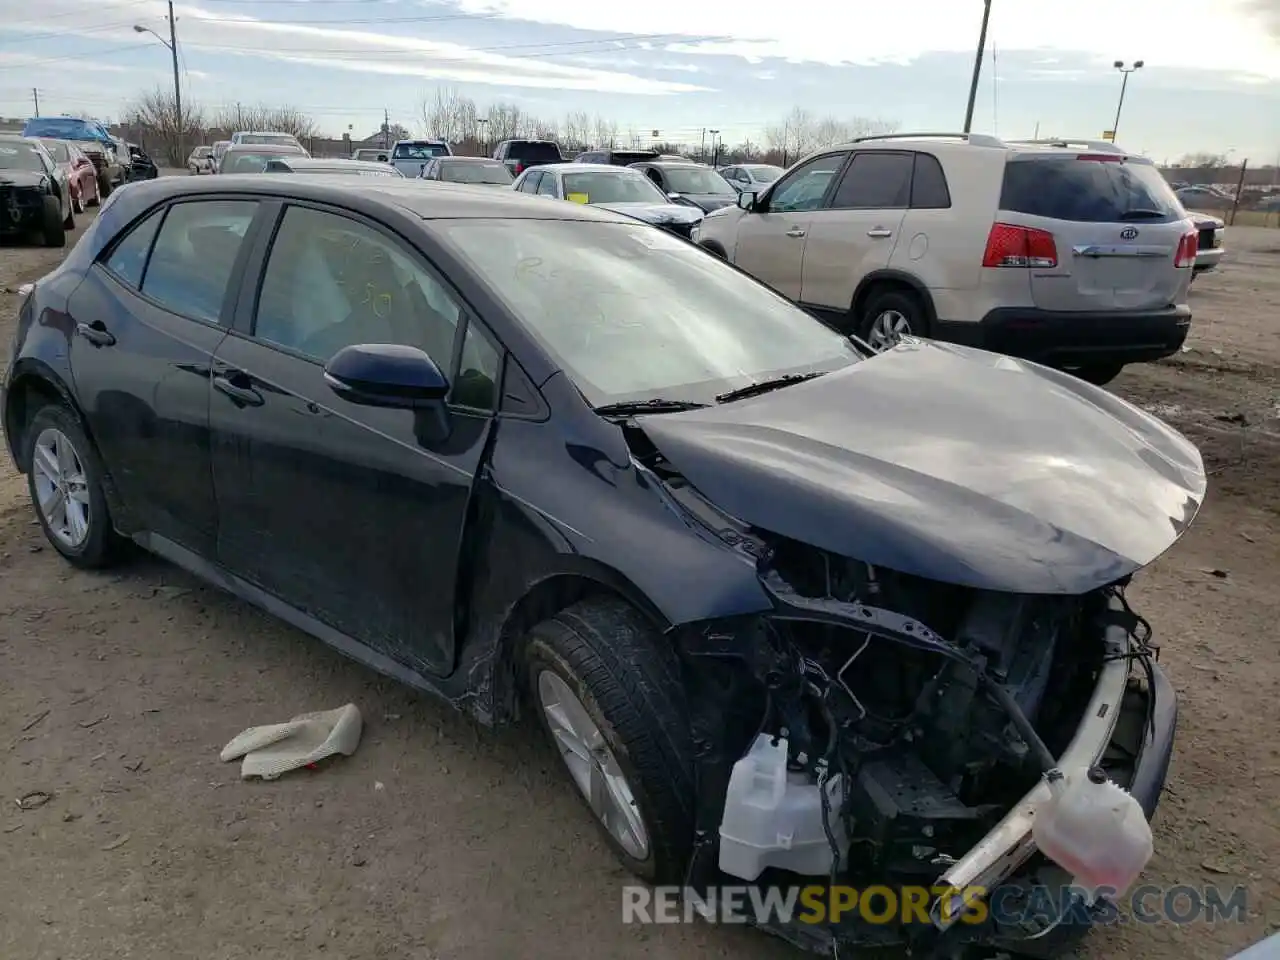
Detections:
[595, 201, 703, 226]
[639, 340, 1206, 595]
[0, 171, 47, 189]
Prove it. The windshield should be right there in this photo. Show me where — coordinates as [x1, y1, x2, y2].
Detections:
[224, 152, 286, 173]
[23, 118, 106, 141]
[562, 171, 668, 205]
[439, 219, 862, 406]
[441, 161, 513, 184]
[0, 141, 46, 172]
[664, 167, 735, 195]
[41, 141, 70, 163]
[306, 165, 399, 177]
[746, 165, 783, 183]
[239, 134, 299, 147]
[393, 142, 448, 160]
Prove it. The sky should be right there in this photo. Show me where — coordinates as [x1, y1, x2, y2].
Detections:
[1, 0, 1278, 163]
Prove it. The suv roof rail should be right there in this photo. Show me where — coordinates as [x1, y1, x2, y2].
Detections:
[849, 132, 1007, 148]
[1007, 137, 1128, 155]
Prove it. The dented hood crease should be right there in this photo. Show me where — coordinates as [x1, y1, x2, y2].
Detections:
[638, 340, 1206, 595]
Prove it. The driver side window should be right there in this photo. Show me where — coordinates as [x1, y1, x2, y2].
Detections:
[253, 205, 462, 371]
[766, 153, 847, 212]
[537, 174, 559, 197]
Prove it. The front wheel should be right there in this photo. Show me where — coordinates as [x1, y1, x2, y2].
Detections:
[525, 599, 695, 884]
[23, 403, 127, 569]
[41, 197, 66, 248]
[1064, 363, 1125, 387]
[96, 172, 112, 200]
[86, 177, 101, 207]
[858, 288, 927, 351]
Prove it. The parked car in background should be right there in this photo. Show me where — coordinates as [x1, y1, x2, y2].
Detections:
[0, 134, 74, 246]
[108, 135, 133, 181]
[127, 144, 159, 181]
[1, 172, 1198, 960]
[511, 162, 703, 238]
[231, 131, 304, 150]
[719, 163, 784, 194]
[492, 139, 563, 178]
[1186, 212, 1224, 276]
[37, 138, 100, 212]
[694, 133, 1197, 386]
[421, 156, 514, 186]
[188, 146, 215, 175]
[263, 157, 404, 178]
[1175, 185, 1233, 211]
[628, 160, 739, 212]
[390, 139, 452, 178]
[217, 143, 308, 174]
[573, 147, 660, 166]
[352, 148, 391, 163]
[211, 140, 232, 173]
[20, 116, 123, 197]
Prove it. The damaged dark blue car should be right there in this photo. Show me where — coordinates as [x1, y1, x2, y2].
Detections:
[2, 175, 1203, 959]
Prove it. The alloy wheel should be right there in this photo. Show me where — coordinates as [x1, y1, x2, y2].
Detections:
[868, 309, 912, 351]
[32, 427, 91, 549]
[537, 669, 650, 860]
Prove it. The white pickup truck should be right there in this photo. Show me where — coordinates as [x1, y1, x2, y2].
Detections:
[389, 139, 451, 178]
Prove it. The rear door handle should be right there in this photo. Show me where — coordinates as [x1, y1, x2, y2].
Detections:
[213, 374, 264, 407]
[785, 228, 807, 238]
[75, 320, 115, 347]
[867, 228, 893, 238]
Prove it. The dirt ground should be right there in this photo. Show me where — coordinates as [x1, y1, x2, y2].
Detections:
[0, 207, 1277, 960]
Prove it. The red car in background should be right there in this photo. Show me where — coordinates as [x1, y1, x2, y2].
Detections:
[37, 139, 101, 212]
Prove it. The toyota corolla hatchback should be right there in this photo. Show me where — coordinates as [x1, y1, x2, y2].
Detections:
[2, 175, 1202, 959]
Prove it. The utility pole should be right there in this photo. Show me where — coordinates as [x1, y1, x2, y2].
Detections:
[31, 88, 40, 115]
[710, 129, 721, 167]
[383, 108, 390, 149]
[962, 0, 993, 134]
[700, 128, 706, 163]
[168, 0, 182, 166]
[1033, 120, 1039, 139]
[1111, 60, 1144, 140]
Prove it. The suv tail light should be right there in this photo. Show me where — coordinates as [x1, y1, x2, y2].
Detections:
[982, 223, 1058, 268]
[1174, 228, 1199, 268]
[513, 161, 525, 175]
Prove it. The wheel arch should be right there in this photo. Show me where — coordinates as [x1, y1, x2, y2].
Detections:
[852, 269, 938, 332]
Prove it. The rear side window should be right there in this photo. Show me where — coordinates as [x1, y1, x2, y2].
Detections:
[509, 141, 562, 162]
[519, 170, 543, 193]
[910, 153, 951, 209]
[103, 210, 164, 288]
[829, 152, 912, 210]
[1000, 157, 1182, 223]
[141, 201, 258, 323]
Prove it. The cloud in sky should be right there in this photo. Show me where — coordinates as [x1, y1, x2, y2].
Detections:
[6, 0, 710, 95]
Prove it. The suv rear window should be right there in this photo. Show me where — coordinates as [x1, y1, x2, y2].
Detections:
[507, 141, 562, 162]
[606, 151, 659, 166]
[393, 142, 449, 160]
[1000, 156, 1182, 223]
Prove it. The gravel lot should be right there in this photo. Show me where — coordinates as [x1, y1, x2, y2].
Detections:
[1, 204, 1277, 960]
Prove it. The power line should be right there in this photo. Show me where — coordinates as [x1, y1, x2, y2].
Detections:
[0, 20, 152, 47]
[0, 43, 153, 70]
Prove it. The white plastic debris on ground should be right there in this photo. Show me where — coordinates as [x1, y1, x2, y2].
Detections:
[220, 704, 363, 780]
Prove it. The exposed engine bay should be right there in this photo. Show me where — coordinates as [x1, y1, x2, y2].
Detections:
[648, 449, 1161, 957]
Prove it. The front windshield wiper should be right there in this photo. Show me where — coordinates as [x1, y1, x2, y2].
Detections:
[715, 372, 823, 404]
[592, 398, 710, 417]
[1117, 209, 1168, 220]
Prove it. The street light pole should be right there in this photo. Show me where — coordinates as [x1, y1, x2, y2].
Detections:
[134, 1, 182, 166]
[962, 0, 993, 134]
[710, 129, 720, 167]
[1111, 60, 1144, 140]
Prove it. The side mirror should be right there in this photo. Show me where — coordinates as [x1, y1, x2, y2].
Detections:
[323, 343, 450, 409]
[737, 190, 757, 211]
[667, 192, 682, 200]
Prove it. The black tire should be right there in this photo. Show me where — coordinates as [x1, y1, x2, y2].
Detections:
[97, 171, 113, 200]
[23, 403, 127, 569]
[86, 177, 102, 208]
[698, 240, 727, 259]
[71, 189, 84, 215]
[1065, 363, 1124, 386]
[62, 194, 75, 230]
[525, 598, 695, 885]
[858, 287, 928, 349]
[41, 197, 66, 248]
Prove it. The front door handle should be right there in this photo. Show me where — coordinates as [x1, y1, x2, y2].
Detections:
[213, 374, 264, 407]
[75, 320, 116, 347]
[785, 228, 807, 238]
[867, 228, 893, 238]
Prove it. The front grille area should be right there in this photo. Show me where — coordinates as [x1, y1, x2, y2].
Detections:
[86, 152, 106, 171]
[1198, 228, 1216, 251]
[1, 186, 42, 227]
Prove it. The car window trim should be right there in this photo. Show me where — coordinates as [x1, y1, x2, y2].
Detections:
[235, 199, 501, 394]
[825, 150, 913, 212]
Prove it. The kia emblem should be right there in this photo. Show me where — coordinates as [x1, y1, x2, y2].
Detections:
[1120, 226, 1139, 240]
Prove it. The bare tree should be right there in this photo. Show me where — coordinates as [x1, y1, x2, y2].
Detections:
[421, 87, 479, 143]
[562, 110, 592, 151]
[124, 87, 207, 166]
[592, 114, 619, 149]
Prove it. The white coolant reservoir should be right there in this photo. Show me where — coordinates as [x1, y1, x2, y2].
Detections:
[718, 734, 848, 881]
[1032, 767, 1153, 900]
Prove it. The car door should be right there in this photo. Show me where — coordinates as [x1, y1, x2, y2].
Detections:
[209, 201, 503, 677]
[65, 198, 264, 557]
[799, 151, 911, 312]
[730, 152, 848, 299]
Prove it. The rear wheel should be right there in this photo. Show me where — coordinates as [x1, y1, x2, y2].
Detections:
[86, 177, 101, 207]
[41, 197, 66, 248]
[96, 171, 112, 200]
[71, 187, 84, 215]
[525, 598, 695, 884]
[1064, 363, 1124, 386]
[858, 287, 927, 351]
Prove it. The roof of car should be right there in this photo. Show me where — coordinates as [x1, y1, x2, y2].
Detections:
[535, 163, 644, 175]
[275, 158, 395, 171]
[635, 161, 702, 169]
[224, 143, 306, 154]
[107, 174, 640, 224]
[437, 155, 502, 162]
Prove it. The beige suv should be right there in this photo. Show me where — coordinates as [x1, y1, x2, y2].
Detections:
[693, 133, 1198, 386]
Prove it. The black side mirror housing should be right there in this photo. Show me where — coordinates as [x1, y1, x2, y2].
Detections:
[323, 343, 450, 409]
